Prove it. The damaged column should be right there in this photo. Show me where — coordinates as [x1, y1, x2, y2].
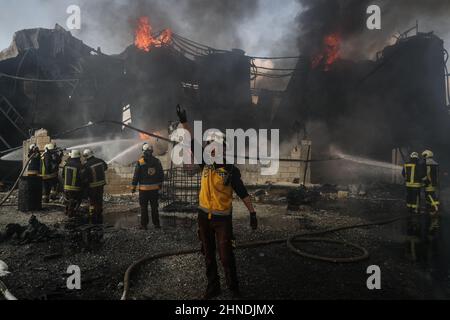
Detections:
[299, 140, 312, 185]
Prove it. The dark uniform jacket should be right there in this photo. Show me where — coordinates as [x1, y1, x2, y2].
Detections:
[424, 158, 439, 192]
[402, 159, 425, 188]
[84, 157, 108, 188]
[62, 158, 84, 192]
[132, 155, 164, 191]
[27, 149, 41, 175]
[40, 150, 61, 180]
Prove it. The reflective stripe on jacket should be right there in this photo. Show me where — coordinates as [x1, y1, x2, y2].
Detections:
[40, 151, 59, 180]
[424, 159, 439, 192]
[63, 158, 83, 192]
[402, 161, 425, 188]
[132, 156, 164, 191]
[199, 165, 233, 216]
[84, 157, 108, 188]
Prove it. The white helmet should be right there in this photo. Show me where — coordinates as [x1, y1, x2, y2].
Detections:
[83, 149, 94, 159]
[45, 143, 55, 151]
[410, 152, 419, 159]
[29, 143, 37, 151]
[205, 131, 225, 144]
[142, 143, 153, 152]
[422, 150, 434, 159]
[70, 150, 81, 159]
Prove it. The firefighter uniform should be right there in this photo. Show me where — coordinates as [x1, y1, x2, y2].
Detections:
[62, 151, 84, 217]
[176, 105, 257, 299]
[27, 145, 41, 176]
[423, 158, 440, 213]
[83, 149, 108, 225]
[40, 145, 60, 203]
[132, 145, 164, 229]
[198, 164, 250, 298]
[402, 154, 425, 214]
[422, 150, 440, 234]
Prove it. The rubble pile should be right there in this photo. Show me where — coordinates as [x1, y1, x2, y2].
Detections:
[0, 215, 57, 244]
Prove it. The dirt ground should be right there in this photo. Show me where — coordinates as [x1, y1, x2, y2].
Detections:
[1, 185, 449, 300]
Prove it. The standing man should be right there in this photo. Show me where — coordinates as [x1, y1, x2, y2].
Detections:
[40, 143, 60, 203]
[402, 152, 425, 215]
[62, 150, 84, 217]
[27, 144, 41, 176]
[83, 149, 108, 225]
[132, 143, 164, 230]
[176, 105, 258, 299]
[422, 150, 440, 232]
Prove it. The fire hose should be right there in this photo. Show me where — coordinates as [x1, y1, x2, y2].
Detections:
[0, 280, 17, 300]
[121, 214, 408, 300]
[0, 261, 17, 300]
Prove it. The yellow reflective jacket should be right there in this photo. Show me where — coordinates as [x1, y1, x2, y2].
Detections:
[199, 165, 233, 216]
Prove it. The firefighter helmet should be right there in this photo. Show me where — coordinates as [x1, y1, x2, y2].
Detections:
[422, 150, 434, 159]
[83, 149, 94, 159]
[205, 131, 225, 144]
[142, 143, 153, 152]
[70, 150, 81, 159]
[29, 144, 37, 151]
[410, 152, 419, 159]
[45, 143, 55, 151]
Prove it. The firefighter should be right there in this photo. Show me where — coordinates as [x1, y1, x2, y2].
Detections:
[40, 143, 59, 203]
[62, 150, 84, 217]
[83, 149, 108, 225]
[422, 150, 440, 232]
[177, 105, 258, 299]
[131, 143, 164, 230]
[27, 144, 41, 176]
[402, 152, 425, 215]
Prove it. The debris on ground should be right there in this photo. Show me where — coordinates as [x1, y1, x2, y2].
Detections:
[287, 186, 320, 210]
[0, 215, 57, 244]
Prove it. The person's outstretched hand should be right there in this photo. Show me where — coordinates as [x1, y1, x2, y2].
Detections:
[176, 104, 187, 124]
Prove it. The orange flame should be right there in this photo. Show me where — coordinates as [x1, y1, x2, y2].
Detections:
[139, 132, 151, 140]
[134, 17, 172, 52]
[312, 33, 341, 71]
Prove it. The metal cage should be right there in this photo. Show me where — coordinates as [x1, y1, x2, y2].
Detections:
[160, 166, 201, 212]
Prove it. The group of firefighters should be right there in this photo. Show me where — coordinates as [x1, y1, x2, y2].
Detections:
[21, 107, 446, 298]
[402, 149, 440, 239]
[27, 144, 108, 224]
[23, 106, 257, 299]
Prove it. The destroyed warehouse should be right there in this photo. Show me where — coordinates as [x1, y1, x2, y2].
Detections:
[1, 24, 450, 186]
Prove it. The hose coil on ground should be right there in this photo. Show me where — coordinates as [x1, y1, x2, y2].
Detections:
[121, 215, 407, 300]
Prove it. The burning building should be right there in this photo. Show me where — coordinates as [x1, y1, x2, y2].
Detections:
[0, 24, 125, 149]
[279, 27, 450, 184]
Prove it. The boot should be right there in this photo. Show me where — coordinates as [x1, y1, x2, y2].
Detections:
[203, 282, 221, 300]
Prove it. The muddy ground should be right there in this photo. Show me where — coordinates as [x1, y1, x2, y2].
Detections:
[1, 184, 450, 300]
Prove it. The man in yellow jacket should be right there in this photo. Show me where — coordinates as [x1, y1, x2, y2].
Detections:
[177, 106, 257, 299]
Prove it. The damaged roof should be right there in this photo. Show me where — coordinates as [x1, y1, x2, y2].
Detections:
[0, 24, 95, 62]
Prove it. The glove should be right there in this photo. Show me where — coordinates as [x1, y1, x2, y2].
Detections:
[176, 104, 187, 124]
[250, 212, 258, 230]
[131, 187, 137, 194]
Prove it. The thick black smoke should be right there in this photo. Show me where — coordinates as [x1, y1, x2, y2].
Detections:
[74, 0, 259, 54]
[297, 0, 450, 60]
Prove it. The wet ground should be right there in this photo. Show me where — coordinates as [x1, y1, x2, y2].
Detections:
[0, 186, 450, 300]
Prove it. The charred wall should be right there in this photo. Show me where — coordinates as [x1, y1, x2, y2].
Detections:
[278, 31, 450, 184]
[0, 25, 125, 149]
[280, 32, 448, 158]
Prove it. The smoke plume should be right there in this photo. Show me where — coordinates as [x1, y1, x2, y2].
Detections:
[297, 0, 450, 60]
